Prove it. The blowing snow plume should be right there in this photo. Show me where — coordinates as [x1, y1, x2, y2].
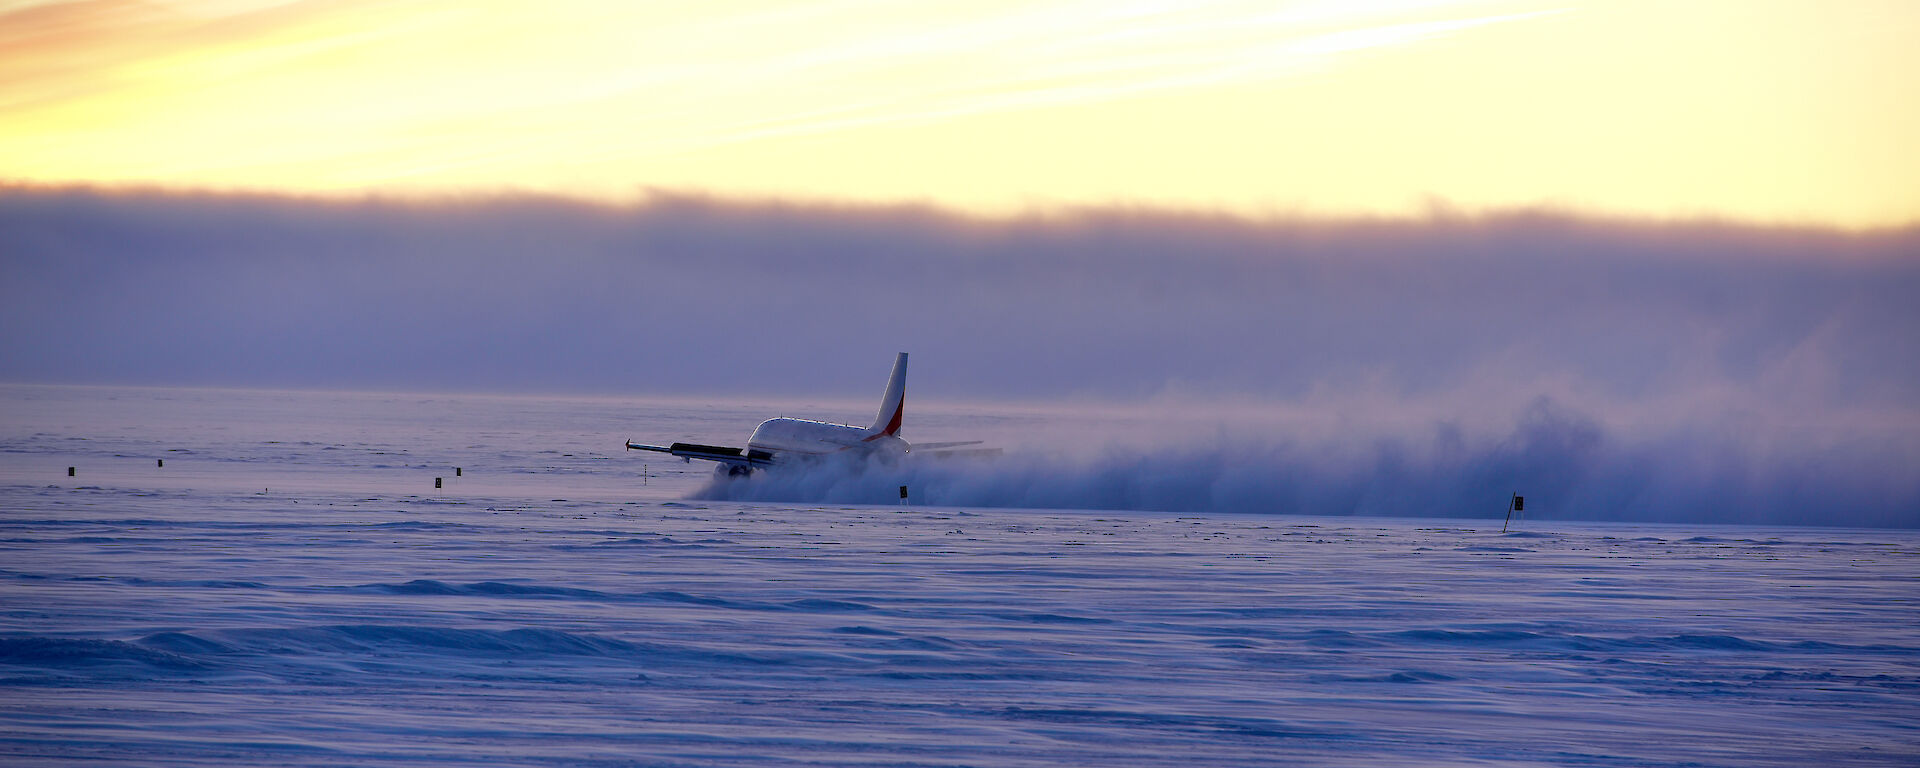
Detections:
[693, 396, 1919, 528]
[2, 185, 1916, 525]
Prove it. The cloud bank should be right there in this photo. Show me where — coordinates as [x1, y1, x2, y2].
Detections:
[3, 185, 1916, 525]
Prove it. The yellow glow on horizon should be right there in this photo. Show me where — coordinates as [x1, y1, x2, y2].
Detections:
[2, 0, 1915, 227]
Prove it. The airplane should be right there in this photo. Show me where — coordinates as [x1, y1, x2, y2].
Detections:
[625, 353, 988, 477]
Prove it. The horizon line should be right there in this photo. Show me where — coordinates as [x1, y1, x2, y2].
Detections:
[6, 180, 1916, 235]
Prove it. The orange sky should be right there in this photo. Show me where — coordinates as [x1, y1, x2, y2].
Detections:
[3, 0, 1915, 226]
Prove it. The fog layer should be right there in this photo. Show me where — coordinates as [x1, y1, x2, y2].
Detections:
[4, 186, 1915, 524]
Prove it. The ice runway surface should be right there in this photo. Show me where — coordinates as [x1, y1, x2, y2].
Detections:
[1, 386, 1916, 766]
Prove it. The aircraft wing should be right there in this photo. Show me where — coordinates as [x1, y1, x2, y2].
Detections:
[626, 440, 773, 469]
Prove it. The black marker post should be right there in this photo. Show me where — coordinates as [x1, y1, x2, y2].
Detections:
[1502, 492, 1524, 533]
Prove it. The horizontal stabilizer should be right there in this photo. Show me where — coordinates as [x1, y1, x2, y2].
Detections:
[920, 447, 1002, 460]
[912, 440, 984, 451]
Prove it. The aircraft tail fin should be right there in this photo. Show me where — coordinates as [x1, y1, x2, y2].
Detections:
[866, 352, 907, 437]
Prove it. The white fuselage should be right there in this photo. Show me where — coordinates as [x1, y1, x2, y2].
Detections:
[747, 418, 907, 461]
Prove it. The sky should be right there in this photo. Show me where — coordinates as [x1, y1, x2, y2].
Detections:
[2, 0, 1916, 226]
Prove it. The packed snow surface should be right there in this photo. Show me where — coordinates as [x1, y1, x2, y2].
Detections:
[1, 385, 1915, 766]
